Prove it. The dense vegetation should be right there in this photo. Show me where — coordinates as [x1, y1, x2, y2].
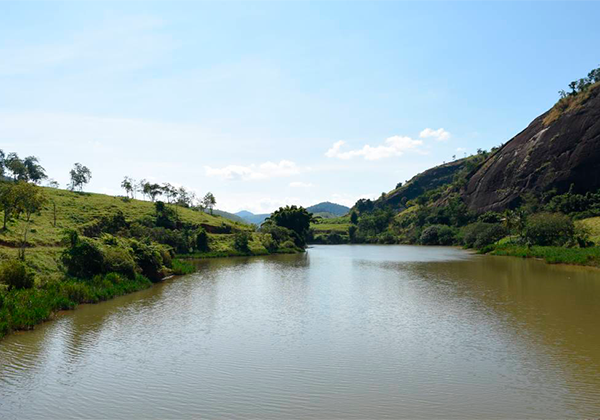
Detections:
[310, 66, 600, 263]
[0, 151, 307, 339]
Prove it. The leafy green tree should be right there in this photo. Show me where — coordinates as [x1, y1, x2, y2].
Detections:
[268, 205, 313, 247]
[23, 156, 47, 184]
[13, 182, 47, 259]
[0, 259, 34, 290]
[523, 213, 574, 246]
[69, 163, 92, 192]
[161, 183, 177, 204]
[350, 211, 358, 225]
[233, 231, 250, 252]
[121, 176, 134, 198]
[0, 182, 19, 230]
[5, 153, 27, 181]
[202, 192, 216, 214]
[0, 149, 5, 177]
[148, 183, 162, 202]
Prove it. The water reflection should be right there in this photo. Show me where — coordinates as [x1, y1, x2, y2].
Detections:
[1, 246, 600, 419]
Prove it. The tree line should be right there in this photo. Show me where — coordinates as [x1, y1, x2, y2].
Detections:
[120, 177, 216, 214]
[558, 64, 600, 99]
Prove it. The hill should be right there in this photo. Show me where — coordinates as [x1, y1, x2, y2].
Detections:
[210, 209, 248, 224]
[235, 211, 270, 225]
[236, 201, 350, 225]
[463, 82, 600, 213]
[0, 187, 291, 281]
[368, 82, 600, 215]
[306, 202, 350, 218]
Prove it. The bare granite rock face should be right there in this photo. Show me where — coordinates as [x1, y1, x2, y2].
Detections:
[463, 85, 600, 213]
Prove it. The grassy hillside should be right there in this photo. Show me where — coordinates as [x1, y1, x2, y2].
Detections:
[306, 202, 350, 217]
[0, 187, 255, 281]
[310, 216, 352, 244]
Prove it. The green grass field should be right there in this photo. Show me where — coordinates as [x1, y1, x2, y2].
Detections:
[0, 187, 255, 281]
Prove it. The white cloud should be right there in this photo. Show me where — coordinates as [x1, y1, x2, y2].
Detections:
[419, 127, 451, 141]
[325, 136, 424, 161]
[289, 181, 314, 188]
[456, 147, 466, 152]
[205, 160, 303, 181]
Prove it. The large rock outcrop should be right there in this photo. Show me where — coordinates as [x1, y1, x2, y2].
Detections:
[464, 85, 600, 213]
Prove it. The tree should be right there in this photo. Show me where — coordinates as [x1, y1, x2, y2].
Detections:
[121, 176, 134, 198]
[13, 182, 47, 259]
[46, 179, 60, 188]
[23, 156, 47, 184]
[5, 153, 27, 181]
[138, 179, 148, 200]
[203, 192, 216, 215]
[0, 182, 18, 229]
[233, 231, 250, 253]
[0, 149, 5, 178]
[268, 205, 313, 247]
[69, 163, 92, 192]
[350, 211, 358, 225]
[147, 183, 162, 202]
[161, 183, 177, 204]
[177, 187, 190, 207]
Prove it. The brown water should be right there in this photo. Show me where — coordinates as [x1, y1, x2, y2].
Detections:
[1, 245, 600, 419]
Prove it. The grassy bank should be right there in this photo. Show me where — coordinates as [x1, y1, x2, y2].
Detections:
[0, 273, 152, 339]
[485, 243, 600, 267]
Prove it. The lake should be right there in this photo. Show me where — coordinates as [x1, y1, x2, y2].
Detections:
[1, 245, 600, 418]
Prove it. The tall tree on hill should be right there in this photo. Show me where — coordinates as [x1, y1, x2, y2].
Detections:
[14, 182, 47, 260]
[202, 192, 216, 215]
[5, 153, 27, 182]
[0, 149, 5, 178]
[23, 156, 47, 184]
[68, 163, 92, 192]
[121, 177, 134, 198]
[161, 183, 177, 204]
[0, 183, 18, 230]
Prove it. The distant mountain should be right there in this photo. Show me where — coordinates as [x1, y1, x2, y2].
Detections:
[235, 211, 270, 225]
[306, 202, 350, 218]
[209, 209, 248, 224]
[236, 202, 349, 224]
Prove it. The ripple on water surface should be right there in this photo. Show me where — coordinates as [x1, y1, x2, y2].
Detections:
[1, 245, 600, 419]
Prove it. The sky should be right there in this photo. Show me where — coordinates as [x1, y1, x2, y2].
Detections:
[1, 1, 600, 213]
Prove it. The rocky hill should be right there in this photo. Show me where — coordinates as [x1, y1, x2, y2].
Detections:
[372, 159, 469, 210]
[464, 82, 600, 213]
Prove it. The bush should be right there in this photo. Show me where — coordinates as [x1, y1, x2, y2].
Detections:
[478, 211, 502, 224]
[462, 222, 507, 249]
[233, 232, 251, 253]
[523, 212, 574, 246]
[102, 247, 137, 279]
[377, 231, 396, 244]
[260, 233, 277, 252]
[130, 240, 165, 282]
[172, 259, 196, 275]
[420, 224, 457, 245]
[196, 228, 209, 252]
[61, 233, 105, 279]
[0, 260, 35, 291]
[280, 240, 297, 250]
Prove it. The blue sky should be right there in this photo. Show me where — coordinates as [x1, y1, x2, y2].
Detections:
[1, 1, 599, 213]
